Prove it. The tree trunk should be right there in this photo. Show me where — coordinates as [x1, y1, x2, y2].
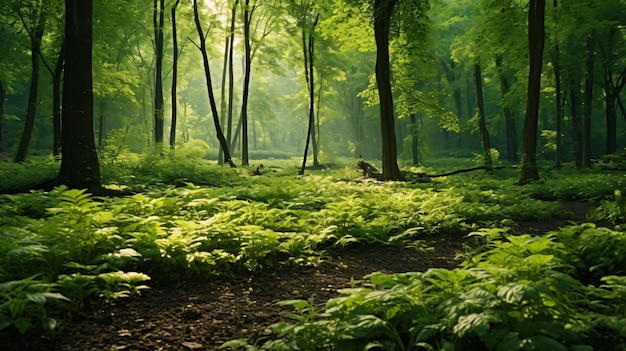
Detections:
[582, 32, 594, 167]
[495, 54, 517, 162]
[218, 36, 229, 165]
[153, 0, 165, 144]
[58, 0, 101, 191]
[53, 42, 65, 158]
[98, 99, 105, 146]
[15, 10, 46, 163]
[226, 0, 238, 156]
[240, 0, 252, 166]
[519, 0, 545, 184]
[474, 62, 493, 173]
[192, 0, 235, 167]
[551, 45, 563, 168]
[373, 0, 402, 180]
[299, 12, 320, 175]
[169, 0, 180, 149]
[551, 0, 562, 168]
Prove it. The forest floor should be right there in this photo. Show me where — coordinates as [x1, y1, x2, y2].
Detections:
[2, 201, 598, 351]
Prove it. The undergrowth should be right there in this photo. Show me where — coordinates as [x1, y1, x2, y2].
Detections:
[1, 152, 625, 342]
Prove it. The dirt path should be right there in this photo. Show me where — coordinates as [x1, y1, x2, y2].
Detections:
[2, 236, 463, 351]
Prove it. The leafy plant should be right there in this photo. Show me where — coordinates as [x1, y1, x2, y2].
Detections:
[0, 275, 69, 334]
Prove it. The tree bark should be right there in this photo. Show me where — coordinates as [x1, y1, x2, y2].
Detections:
[240, 0, 252, 166]
[14, 8, 46, 163]
[519, 0, 545, 184]
[169, 0, 180, 149]
[192, 0, 235, 167]
[226, 0, 238, 155]
[58, 0, 101, 191]
[474, 62, 493, 173]
[373, 0, 402, 181]
[153, 0, 165, 144]
[53, 42, 65, 158]
[299, 12, 320, 175]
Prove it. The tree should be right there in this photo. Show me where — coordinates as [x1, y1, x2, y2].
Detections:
[519, 0, 545, 184]
[57, 0, 101, 191]
[298, 10, 320, 175]
[240, 0, 253, 165]
[170, 0, 181, 148]
[373, 0, 402, 180]
[192, 0, 236, 167]
[13, 1, 47, 162]
[153, 0, 165, 144]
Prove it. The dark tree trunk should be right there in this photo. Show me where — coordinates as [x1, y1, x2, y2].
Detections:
[226, 0, 238, 155]
[240, 0, 252, 166]
[474, 62, 493, 173]
[15, 10, 46, 163]
[192, 0, 235, 167]
[495, 55, 518, 162]
[169, 0, 180, 149]
[53, 42, 65, 158]
[552, 45, 563, 168]
[519, 0, 545, 184]
[58, 0, 101, 191]
[551, 0, 562, 168]
[373, 0, 402, 180]
[153, 0, 165, 144]
[98, 99, 105, 146]
[582, 32, 594, 167]
[299, 12, 320, 175]
[218, 36, 229, 165]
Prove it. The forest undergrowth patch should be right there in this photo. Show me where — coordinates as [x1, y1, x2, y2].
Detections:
[1, 158, 625, 349]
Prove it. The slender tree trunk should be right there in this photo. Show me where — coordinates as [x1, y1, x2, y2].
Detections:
[153, 0, 165, 144]
[299, 13, 320, 175]
[495, 54, 518, 162]
[169, 0, 180, 149]
[52, 42, 65, 158]
[58, 0, 101, 191]
[552, 45, 563, 168]
[226, 0, 239, 155]
[519, 0, 545, 184]
[373, 0, 402, 180]
[551, 0, 562, 168]
[582, 32, 594, 167]
[192, 0, 235, 167]
[241, 0, 252, 166]
[474, 62, 493, 173]
[218, 36, 229, 165]
[15, 10, 46, 163]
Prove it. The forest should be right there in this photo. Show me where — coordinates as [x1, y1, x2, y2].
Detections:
[1, 0, 626, 350]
